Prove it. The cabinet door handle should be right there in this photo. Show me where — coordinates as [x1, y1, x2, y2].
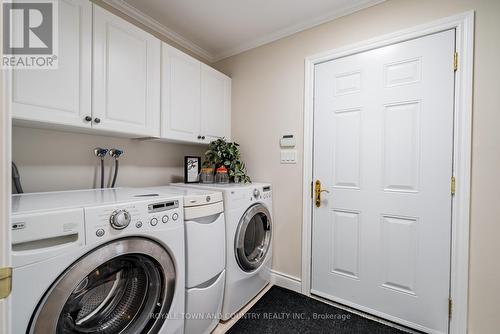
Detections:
[94, 118, 101, 124]
[84, 116, 92, 122]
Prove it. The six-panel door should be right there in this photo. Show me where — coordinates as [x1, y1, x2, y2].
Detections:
[312, 30, 456, 333]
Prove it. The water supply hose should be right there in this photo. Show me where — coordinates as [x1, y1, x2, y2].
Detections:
[111, 159, 119, 188]
[12, 162, 23, 194]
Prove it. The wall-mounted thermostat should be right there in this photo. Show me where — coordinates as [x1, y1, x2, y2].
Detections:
[280, 134, 297, 164]
[280, 134, 296, 148]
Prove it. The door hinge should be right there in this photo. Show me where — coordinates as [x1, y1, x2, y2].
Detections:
[0, 267, 12, 300]
[448, 298, 453, 319]
[453, 52, 458, 71]
[451, 176, 456, 195]
[311, 181, 313, 199]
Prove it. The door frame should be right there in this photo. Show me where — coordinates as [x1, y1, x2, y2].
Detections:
[301, 11, 474, 334]
[0, 7, 13, 331]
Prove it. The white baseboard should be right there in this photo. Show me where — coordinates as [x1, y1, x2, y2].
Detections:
[271, 270, 302, 293]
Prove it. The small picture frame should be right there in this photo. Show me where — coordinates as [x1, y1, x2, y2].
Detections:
[184, 156, 201, 183]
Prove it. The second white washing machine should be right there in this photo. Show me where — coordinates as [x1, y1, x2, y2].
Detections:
[175, 183, 273, 320]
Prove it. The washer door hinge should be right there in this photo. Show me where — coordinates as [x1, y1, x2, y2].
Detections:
[0, 267, 12, 300]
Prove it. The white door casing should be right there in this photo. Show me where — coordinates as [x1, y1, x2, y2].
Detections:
[11, 0, 92, 128]
[0, 88, 11, 334]
[311, 30, 455, 334]
[161, 43, 201, 142]
[1, 1, 12, 326]
[93, 5, 161, 137]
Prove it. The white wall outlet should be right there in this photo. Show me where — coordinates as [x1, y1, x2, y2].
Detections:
[280, 149, 297, 164]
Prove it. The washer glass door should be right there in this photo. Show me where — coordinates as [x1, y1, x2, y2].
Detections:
[30, 238, 176, 334]
[235, 204, 272, 272]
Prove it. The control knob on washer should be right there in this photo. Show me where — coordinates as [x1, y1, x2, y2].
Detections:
[253, 188, 260, 198]
[110, 209, 131, 230]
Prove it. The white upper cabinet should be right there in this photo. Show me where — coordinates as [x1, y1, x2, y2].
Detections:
[161, 43, 201, 142]
[161, 43, 231, 144]
[11, 0, 92, 128]
[10, 3, 229, 142]
[93, 5, 161, 137]
[200, 64, 231, 142]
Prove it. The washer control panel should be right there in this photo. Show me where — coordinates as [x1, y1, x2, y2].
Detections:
[85, 197, 182, 245]
[262, 185, 272, 200]
[249, 185, 272, 201]
[110, 209, 131, 230]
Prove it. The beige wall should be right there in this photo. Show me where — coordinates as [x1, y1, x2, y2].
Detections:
[12, 126, 205, 193]
[214, 0, 500, 333]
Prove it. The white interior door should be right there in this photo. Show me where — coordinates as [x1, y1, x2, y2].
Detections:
[311, 30, 455, 334]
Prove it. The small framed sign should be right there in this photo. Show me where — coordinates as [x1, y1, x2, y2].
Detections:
[184, 156, 201, 183]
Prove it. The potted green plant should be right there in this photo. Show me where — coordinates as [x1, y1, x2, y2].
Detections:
[203, 138, 251, 183]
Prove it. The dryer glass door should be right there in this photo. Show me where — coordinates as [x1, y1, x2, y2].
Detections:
[29, 238, 176, 334]
[235, 204, 272, 272]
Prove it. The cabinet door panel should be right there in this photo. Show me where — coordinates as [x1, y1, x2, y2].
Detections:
[161, 43, 201, 142]
[11, 0, 92, 128]
[93, 5, 160, 137]
[200, 64, 231, 142]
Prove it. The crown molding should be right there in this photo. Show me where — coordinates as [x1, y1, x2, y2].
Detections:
[100, 0, 385, 63]
[100, 0, 215, 62]
[211, 0, 385, 61]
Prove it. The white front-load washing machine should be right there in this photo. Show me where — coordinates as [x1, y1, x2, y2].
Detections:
[174, 183, 273, 320]
[11, 188, 185, 334]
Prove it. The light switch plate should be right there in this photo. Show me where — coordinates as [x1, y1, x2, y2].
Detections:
[280, 149, 297, 164]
